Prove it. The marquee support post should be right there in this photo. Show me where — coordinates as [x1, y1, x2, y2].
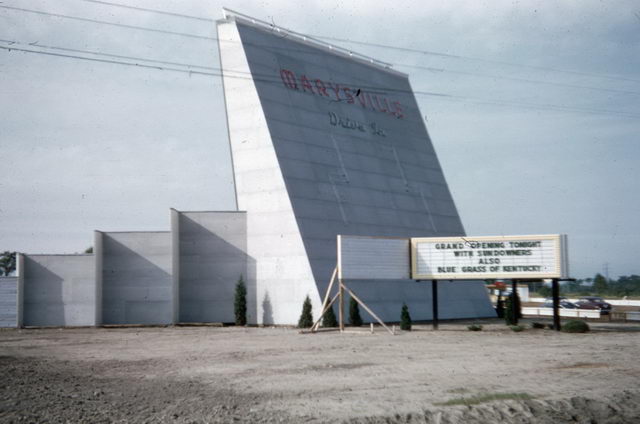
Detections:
[552, 278, 561, 331]
[338, 280, 344, 332]
[511, 279, 519, 325]
[432, 279, 439, 330]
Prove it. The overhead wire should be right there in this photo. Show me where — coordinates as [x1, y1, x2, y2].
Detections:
[77, 0, 640, 84]
[81, 0, 211, 22]
[3, 42, 639, 119]
[3, 3, 639, 99]
[310, 35, 640, 84]
[0, 5, 215, 41]
[0, 38, 216, 71]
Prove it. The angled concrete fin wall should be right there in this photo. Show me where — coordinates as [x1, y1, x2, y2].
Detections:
[219, 17, 495, 323]
[0, 277, 18, 328]
[218, 20, 321, 324]
[173, 210, 248, 323]
[21, 254, 96, 327]
[98, 231, 173, 325]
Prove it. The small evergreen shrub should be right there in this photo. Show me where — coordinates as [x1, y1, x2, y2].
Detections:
[400, 303, 412, 331]
[298, 295, 314, 328]
[509, 325, 525, 332]
[467, 324, 483, 331]
[561, 320, 590, 333]
[322, 301, 338, 328]
[504, 292, 522, 325]
[531, 322, 546, 329]
[546, 323, 555, 330]
[349, 297, 363, 327]
[234, 275, 247, 326]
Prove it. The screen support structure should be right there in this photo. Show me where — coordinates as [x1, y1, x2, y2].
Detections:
[511, 280, 519, 325]
[552, 278, 561, 331]
[431, 280, 439, 330]
[308, 267, 395, 335]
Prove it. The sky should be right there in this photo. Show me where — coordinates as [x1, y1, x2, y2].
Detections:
[0, 0, 638, 279]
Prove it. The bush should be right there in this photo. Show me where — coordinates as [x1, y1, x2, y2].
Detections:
[467, 324, 483, 331]
[509, 325, 525, 332]
[561, 320, 590, 333]
[400, 303, 412, 331]
[349, 297, 363, 327]
[531, 322, 546, 329]
[298, 295, 314, 328]
[234, 275, 247, 326]
[322, 300, 338, 328]
[504, 291, 522, 326]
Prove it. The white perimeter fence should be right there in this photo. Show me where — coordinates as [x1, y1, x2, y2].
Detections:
[530, 297, 640, 307]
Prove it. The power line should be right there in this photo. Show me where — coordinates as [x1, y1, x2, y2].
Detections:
[74, 0, 640, 85]
[0, 38, 216, 71]
[0, 45, 219, 77]
[0, 5, 215, 41]
[3, 43, 639, 119]
[81, 0, 211, 22]
[397, 63, 640, 97]
[311, 35, 640, 84]
[5, 3, 640, 96]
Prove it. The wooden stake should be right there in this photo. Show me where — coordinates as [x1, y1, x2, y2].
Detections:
[310, 291, 340, 332]
[320, 268, 337, 313]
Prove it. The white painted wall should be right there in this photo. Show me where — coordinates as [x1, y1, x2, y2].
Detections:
[98, 232, 173, 325]
[0, 277, 17, 327]
[174, 210, 248, 323]
[21, 254, 96, 327]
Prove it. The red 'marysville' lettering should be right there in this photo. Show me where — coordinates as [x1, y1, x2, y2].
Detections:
[278, 68, 404, 119]
[343, 87, 354, 104]
[280, 69, 298, 89]
[300, 75, 314, 93]
[328, 83, 341, 101]
[315, 79, 329, 97]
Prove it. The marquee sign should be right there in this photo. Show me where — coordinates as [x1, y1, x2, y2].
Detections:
[411, 234, 569, 280]
[338, 235, 410, 280]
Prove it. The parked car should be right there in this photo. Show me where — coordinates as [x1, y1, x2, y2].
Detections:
[575, 296, 612, 314]
[542, 300, 578, 309]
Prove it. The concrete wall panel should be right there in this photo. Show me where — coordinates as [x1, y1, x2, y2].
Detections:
[0, 277, 18, 327]
[22, 255, 96, 327]
[174, 210, 247, 323]
[99, 232, 173, 325]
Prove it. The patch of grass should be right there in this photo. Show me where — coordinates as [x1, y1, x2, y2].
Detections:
[467, 324, 483, 331]
[509, 325, 525, 332]
[435, 392, 534, 406]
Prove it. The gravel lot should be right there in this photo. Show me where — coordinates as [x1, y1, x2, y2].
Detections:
[1, 319, 639, 423]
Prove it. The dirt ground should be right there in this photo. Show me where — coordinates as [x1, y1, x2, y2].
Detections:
[1, 319, 639, 423]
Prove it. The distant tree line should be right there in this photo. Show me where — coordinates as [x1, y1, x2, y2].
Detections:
[535, 273, 640, 297]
